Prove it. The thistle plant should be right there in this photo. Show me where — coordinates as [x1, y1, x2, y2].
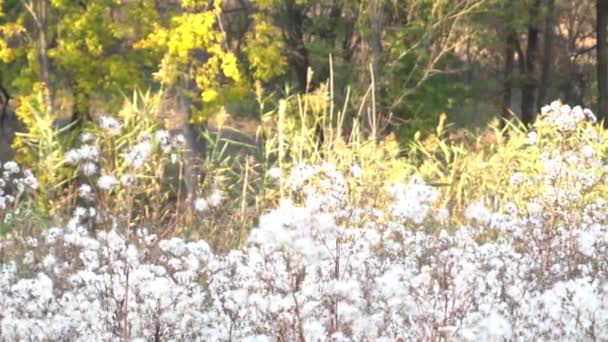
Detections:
[407, 100, 608, 230]
[0, 161, 39, 237]
[2, 129, 608, 340]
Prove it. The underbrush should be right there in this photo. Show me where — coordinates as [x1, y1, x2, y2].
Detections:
[1, 99, 608, 340]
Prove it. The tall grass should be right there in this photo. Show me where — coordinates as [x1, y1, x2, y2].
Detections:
[5, 67, 608, 253]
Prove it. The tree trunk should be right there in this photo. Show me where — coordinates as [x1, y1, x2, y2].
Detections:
[179, 78, 206, 203]
[369, 0, 383, 82]
[282, 0, 310, 92]
[369, 0, 384, 138]
[538, 0, 555, 108]
[70, 89, 91, 130]
[36, 0, 54, 114]
[597, 0, 608, 125]
[0, 73, 10, 129]
[503, 30, 516, 121]
[521, 0, 541, 125]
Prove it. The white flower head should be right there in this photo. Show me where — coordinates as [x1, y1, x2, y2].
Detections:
[267, 167, 281, 179]
[124, 140, 152, 169]
[23, 251, 35, 265]
[580, 145, 595, 159]
[577, 230, 596, 257]
[155, 130, 171, 153]
[583, 108, 597, 123]
[79, 145, 99, 161]
[3, 161, 20, 174]
[172, 134, 186, 148]
[64, 149, 81, 165]
[350, 163, 363, 179]
[65, 145, 100, 166]
[79, 132, 96, 143]
[525, 131, 537, 145]
[465, 199, 492, 224]
[80, 162, 98, 177]
[194, 198, 210, 212]
[78, 184, 95, 201]
[434, 208, 450, 222]
[97, 175, 119, 190]
[208, 189, 224, 207]
[99, 115, 121, 135]
[22, 170, 38, 190]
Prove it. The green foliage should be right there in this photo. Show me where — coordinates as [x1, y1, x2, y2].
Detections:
[379, 0, 486, 140]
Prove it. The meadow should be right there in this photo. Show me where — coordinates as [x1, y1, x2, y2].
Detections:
[1, 92, 607, 341]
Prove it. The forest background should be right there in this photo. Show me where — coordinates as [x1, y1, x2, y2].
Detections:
[3, 2, 608, 339]
[1, 0, 606, 140]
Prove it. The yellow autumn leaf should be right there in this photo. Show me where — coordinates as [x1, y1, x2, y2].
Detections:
[202, 88, 219, 102]
[221, 53, 240, 81]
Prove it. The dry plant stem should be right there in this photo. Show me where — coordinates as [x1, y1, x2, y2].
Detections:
[123, 266, 129, 341]
[355, 84, 372, 138]
[328, 55, 335, 159]
[122, 192, 135, 340]
[339, 86, 350, 138]
[369, 63, 378, 140]
[292, 290, 306, 342]
[278, 100, 286, 198]
[175, 158, 185, 225]
[333, 238, 341, 333]
[238, 156, 250, 247]
[541, 139, 566, 283]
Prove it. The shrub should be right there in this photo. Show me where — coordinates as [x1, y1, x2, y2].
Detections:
[407, 101, 608, 229]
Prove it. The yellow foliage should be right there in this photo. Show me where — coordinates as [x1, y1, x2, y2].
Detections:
[0, 22, 25, 63]
[12, 84, 72, 211]
[202, 89, 219, 103]
[243, 14, 287, 81]
[136, 0, 244, 122]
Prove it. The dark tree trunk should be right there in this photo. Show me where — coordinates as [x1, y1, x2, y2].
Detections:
[180, 77, 207, 203]
[280, 1, 327, 147]
[282, 0, 310, 92]
[503, 30, 516, 121]
[369, 0, 383, 81]
[521, 0, 541, 125]
[0, 77, 10, 129]
[37, 0, 54, 114]
[69, 89, 92, 130]
[597, 0, 608, 125]
[538, 0, 555, 107]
